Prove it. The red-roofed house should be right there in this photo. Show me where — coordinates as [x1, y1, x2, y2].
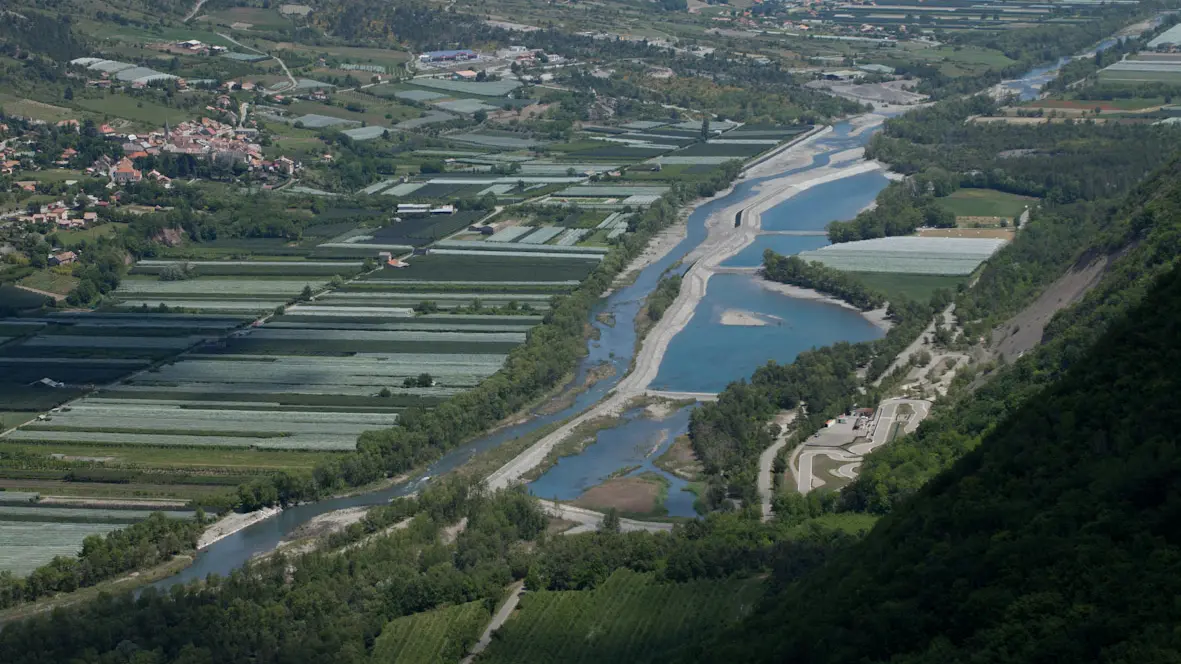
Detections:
[111, 157, 142, 184]
[49, 251, 77, 266]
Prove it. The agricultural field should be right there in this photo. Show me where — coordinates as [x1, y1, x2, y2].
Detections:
[0, 285, 53, 311]
[364, 252, 600, 282]
[797, 237, 1008, 275]
[0, 94, 79, 123]
[0, 230, 590, 503]
[17, 269, 78, 298]
[111, 273, 334, 314]
[0, 312, 245, 411]
[846, 272, 966, 303]
[480, 570, 764, 663]
[72, 93, 192, 126]
[372, 601, 489, 664]
[0, 492, 197, 576]
[937, 188, 1038, 220]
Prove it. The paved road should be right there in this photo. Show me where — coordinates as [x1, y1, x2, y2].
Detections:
[795, 398, 932, 493]
[797, 449, 859, 493]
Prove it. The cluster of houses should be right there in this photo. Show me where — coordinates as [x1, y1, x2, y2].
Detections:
[19, 201, 100, 231]
[96, 117, 267, 168]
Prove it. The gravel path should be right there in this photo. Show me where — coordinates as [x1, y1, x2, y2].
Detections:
[759, 411, 798, 521]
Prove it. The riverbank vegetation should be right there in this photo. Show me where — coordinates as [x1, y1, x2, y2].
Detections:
[761, 250, 886, 311]
[0, 512, 205, 610]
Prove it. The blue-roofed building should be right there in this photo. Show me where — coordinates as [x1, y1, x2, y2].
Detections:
[418, 49, 478, 62]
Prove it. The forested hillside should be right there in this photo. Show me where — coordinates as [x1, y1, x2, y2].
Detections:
[846, 157, 1181, 512]
[704, 256, 1181, 663]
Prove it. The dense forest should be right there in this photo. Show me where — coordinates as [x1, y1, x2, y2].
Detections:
[706, 259, 1181, 663]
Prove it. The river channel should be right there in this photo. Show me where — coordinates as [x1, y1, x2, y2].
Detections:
[153, 47, 1097, 588]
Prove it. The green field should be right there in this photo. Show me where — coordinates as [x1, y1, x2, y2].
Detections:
[0, 440, 335, 471]
[0, 412, 34, 432]
[372, 601, 489, 664]
[202, 6, 294, 29]
[74, 94, 192, 125]
[937, 188, 1037, 219]
[56, 223, 128, 246]
[0, 94, 78, 123]
[846, 272, 965, 303]
[481, 570, 763, 663]
[18, 269, 78, 297]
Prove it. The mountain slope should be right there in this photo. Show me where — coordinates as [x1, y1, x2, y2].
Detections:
[844, 157, 1181, 512]
[703, 257, 1181, 662]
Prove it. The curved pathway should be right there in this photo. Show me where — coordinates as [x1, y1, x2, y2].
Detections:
[216, 32, 297, 92]
[794, 398, 932, 494]
[183, 0, 207, 22]
[758, 410, 797, 521]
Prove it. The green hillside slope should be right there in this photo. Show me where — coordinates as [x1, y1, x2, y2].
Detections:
[845, 158, 1181, 513]
[703, 258, 1181, 662]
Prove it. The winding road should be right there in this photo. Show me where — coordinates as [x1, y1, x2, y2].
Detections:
[216, 32, 297, 93]
[183, 0, 207, 22]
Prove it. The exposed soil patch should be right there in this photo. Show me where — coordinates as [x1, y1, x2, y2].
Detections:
[284, 506, 369, 541]
[990, 253, 1109, 361]
[574, 476, 661, 514]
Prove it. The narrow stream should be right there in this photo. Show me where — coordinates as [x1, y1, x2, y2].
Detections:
[152, 45, 1097, 587]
